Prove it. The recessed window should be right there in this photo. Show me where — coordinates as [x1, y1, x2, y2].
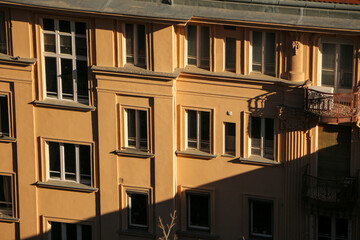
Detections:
[0, 11, 7, 54]
[187, 192, 210, 231]
[127, 191, 149, 229]
[186, 110, 211, 153]
[47, 141, 92, 186]
[187, 25, 210, 68]
[251, 31, 275, 76]
[42, 18, 88, 103]
[321, 41, 353, 91]
[224, 122, 235, 156]
[125, 24, 146, 67]
[0, 94, 9, 137]
[225, 37, 236, 71]
[250, 116, 274, 160]
[250, 199, 273, 239]
[0, 175, 13, 218]
[318, 216, 348, 240]
[50, 221, 92, 240]
[124, 108, 149, 151]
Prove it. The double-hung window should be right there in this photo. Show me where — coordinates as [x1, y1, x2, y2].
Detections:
[249, 199, 273, 239]
[187, 191, 210, 231]
[0, 11, 7, 54]
[127, 191, 149, 230]
[251, 31, 275, 76]
[42, 18, 88, 103]
[124, 108, 149, 151]
[318, 216, 349, 240]
[250, 117, 274, 160]
[50, 221, 92, 240]
[186, 110, 211, 153]
[187, 25, 210, 68]
[47, 141, 92, 186]
[0, 94, 9, 137]
[0, 174, 13, 218]
[320, 40, 353, 91]
[125, 24, 146, 67]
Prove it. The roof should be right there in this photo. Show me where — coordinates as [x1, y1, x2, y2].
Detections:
[1, 0, 360, 31]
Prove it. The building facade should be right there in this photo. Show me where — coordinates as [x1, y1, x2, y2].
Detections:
[0, 0, 359, 239]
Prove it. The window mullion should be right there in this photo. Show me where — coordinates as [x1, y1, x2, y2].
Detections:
[75, 145, 80, 183]
[136, 110, 140, 149]
[60, 143, 65, 181]
[55, 20, 63, 100]
[62, 223, 66, 240]
[71, 22, 77, 102]
[77, 224, 82, 240]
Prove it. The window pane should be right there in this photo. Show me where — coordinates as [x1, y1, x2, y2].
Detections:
[321, 43, 336, 87]
[336, 218, 348, 239]
[200, 26, 210, 68]
[64, 143, 76, 182]
[264, 118, 274, 159]
[252, 31, 262, 72]
[264, 32, 275, 76]
[49, 142, 61, 179]
[318, 216, 331, 240]
[45, 57, 58, 97]
[139, 110, 148, 149]
[128, 192, 148, 227]
[59, 20, 71, 33]
[76, 60, 88, 101]
[127, 109, 136, 147]
[0, 11, 6, 54]
[66, 223, 77, 240]
[79, 145, 91, 185]
[44, 34, 56, 53]
[225, 122, 235, 155]
[60, 35, 72, 54]
[187, 110, 197, 149]
[251, 201, 273, 237]
[188, 193, 210, 229]
[82, 225, 92, 240]
[251, 117, 261, 156]
[225, 38, 236, 70]
[339, 45, 353, 89]
[125, 24, 134, 64]
[61, 58, 74, 100]
[137, 24, 146, 67]
[0, 95, 9, 136]
[50, 222, 62, 240]
[75, 37, 87, 56]
[75, 22, 86, 35]
[0, 175, 12, 217]
[43, 18, 55, 31]
[187, 25, 197, 65]
[200, 111, 210, 152]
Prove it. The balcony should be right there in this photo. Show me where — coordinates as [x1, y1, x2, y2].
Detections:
[303, 174, 358, 207]
[305, 87, 360, 124]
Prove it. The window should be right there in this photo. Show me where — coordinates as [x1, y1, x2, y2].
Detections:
[47, 141, 91, 186]
[224, 122, 235, 156]
[0, 175, 13, 218]
[187, 25, 210, 68]
[42, 18, 88, 103]
[318, 216, 348, 240]
[250, 199, 273, 239]
[125, 24, 146, 67]
[250, 117, 274, 160]
[321, 40, 353, 91]
[251, 31, 275, 76]
[127, 191, 149, 229]
[124, 108, 149, 151]
[225, 37, 236, 71]
[186, 110, 211, 153]
[0, 11, 7, 54]
[50, 221, 92, 240]
[0, 94, 9, 137]
[187, 192, 210, 231]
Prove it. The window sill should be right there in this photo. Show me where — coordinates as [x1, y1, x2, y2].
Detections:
[0, 135, 16, 143]
[33, 99, 95, 112]
[35, 180, 98, 192]
[221, 154, 235, 158]
[176, 150, 217, 159]
[118, 229, 155, 239]
[0, 215, 19, 223]
[115, 149, 154, 158]
[238, 156, 281, 166]
[177, 231, 219, 240]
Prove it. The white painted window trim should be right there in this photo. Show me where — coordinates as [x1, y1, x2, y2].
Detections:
[249, 117, 275, 160]
[187, 191, 211, 231]
[127, 191, 149, 229]
[123, 108, 149, 151]
[185, 109, 211, 152]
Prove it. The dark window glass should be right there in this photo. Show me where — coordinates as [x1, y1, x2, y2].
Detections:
[251, 116, 261, 156]
[60, 35, 72, 54]
[225, 122, 235, 155]
[50, 222, 62, 240]
[139, 110, 148, 149]
[66, 223, 77, 240]
[75, 22, 86, 35]
[43, 18, 55, 31]
[44, 34, 56, 53]
[0, 175, 12, 217]
[187, 25, 197, 65]
[75, 37, 87, 56]
[81, 225, 92, 240]
[264, 118, 274, 159]
[137, 24, 146, 66]
[64, 143, 76, 182]
[0, 11, 6, 54]
[128, 192, 148, 228]
[264, 32, 275, 76]
[252, 31, 262, 72]
[59, 20, 71, 33]
[0, 95, 9, 136]
[321, 43, 336, 87]
[318, 216, 331, 240]
[200, 111, 210, 152]
[187, 192, 210, 230]
[125, 24, 134, 64]
[79, 145, 91, 185]
[251, 200, 273, 238]
[200, 26, 210, 68]
[49, 142, 60, 179]
[76, 60, 88, 101]
[339, 45, 353, 89]
[127, 109, 136, 148]
[187, 110, 197, 149]
[61, 58, 73, 100]
[45, 57, 58, 97]
[335, 218, 348, 239]
[225, 38, 236, 71]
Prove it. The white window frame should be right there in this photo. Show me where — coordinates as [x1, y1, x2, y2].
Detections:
[0, 173, 15, 218]
[317, 215, 351, 240]
[319, 38, 354, 93]
[185, 25, 210, 68]
[185, 109, 212, 152]
[124, 23, 147, 67]
[127, 191, 149, 229]
[186, 191, 211, 231]
[250, 31, 276, 76]
[250, 199, 273, 239]
[123, 108, 149, 151]
[46, 141, 92, 186]
[42, 18, 88, 103]
[249, 117, 275, 160]
[49, 221, 92, 240]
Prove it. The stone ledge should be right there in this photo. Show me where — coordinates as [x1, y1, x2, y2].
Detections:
[35, 180, 98, 192]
